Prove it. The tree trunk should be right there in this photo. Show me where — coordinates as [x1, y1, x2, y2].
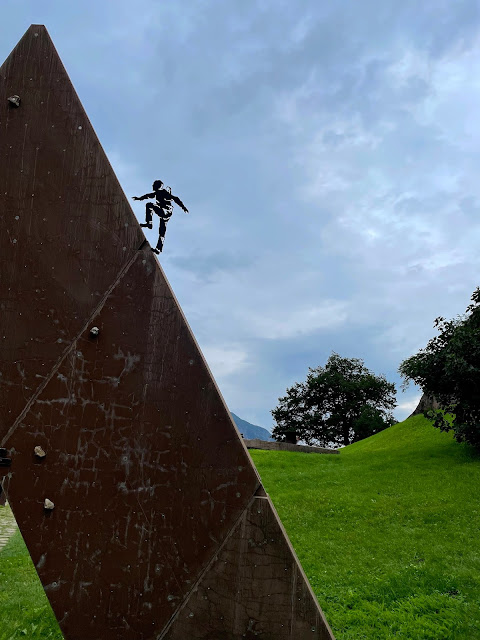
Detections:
[409, 393, 440, 418]
[284, 431, 297, 444]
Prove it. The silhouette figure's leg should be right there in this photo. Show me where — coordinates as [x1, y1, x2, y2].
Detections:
[140, 203, 154, 229]
[152, 218, 168, 254]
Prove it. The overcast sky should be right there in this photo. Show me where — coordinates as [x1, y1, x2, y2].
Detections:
[2, 1, 480, 429]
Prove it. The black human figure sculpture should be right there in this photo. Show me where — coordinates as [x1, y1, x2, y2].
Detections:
[133, 180, 189, 254]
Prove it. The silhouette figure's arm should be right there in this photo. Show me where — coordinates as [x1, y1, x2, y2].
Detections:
[132, 192, 156, 201]
[172, 194, 189, 213]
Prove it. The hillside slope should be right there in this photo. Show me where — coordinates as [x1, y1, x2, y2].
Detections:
[231, 412, 273, 441]
[251, 415, 480, 640]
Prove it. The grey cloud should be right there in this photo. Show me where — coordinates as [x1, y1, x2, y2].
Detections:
[169, 251, 250, 282]
[2, 1, 480, 430]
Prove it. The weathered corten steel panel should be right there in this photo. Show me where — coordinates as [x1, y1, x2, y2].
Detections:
[163, 496, 334, 640]
[4, 247, 260, 638]
[0, 25, 335, 640]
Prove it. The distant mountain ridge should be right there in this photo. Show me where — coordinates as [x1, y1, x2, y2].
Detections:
[231, 413, 273, 441]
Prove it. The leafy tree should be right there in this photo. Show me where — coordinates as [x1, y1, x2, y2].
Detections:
[272, 353, 397, 447]
[353, 405, 397, 442]
[399, 287, 480, 448]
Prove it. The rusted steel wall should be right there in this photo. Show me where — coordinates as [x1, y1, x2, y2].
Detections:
[0, 25, 335, 640]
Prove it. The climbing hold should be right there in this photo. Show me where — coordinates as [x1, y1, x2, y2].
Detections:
[90, 326, 99, 337]
[34, 446, 46, 458]
[7, 95, 21, 108]
[44, 498, 55, 510]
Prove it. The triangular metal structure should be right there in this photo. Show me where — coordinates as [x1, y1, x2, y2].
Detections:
[0, 25, 335, 640]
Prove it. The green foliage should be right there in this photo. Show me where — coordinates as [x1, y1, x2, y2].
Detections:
[399, 287, 480, 448]
[252, 415, 480, 639]
[272, 352, 396, 446]
[353, 405, 397, 442]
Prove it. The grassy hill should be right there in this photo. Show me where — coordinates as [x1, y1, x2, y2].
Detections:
[1, 415, 479, 639]
[251, 415, 480, 639]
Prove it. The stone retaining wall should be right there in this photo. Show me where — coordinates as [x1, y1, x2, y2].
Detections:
[244, 439, 339, 454]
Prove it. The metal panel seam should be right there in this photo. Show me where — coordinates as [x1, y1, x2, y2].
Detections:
[157, 485, 262, 639]
[1, 240, 147, 447]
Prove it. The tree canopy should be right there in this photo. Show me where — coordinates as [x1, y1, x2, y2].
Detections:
[272, 353, 397, 447]
[399, 287, 480, 448]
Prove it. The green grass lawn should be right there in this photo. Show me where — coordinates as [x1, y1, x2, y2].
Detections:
[1, 415, 479, 639]
[251, 415, 480, 639]
[0, 510, 62, 640]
